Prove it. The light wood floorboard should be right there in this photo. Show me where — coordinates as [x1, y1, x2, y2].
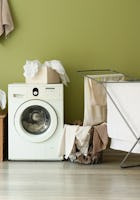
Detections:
[0, 150, 140, 200]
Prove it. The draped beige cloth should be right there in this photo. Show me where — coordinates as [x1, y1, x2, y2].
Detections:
[59, 124, 91, 159]
[83, 74, 125, 126]
[0, 0, 14, 37]
[69, 123, 109, 164]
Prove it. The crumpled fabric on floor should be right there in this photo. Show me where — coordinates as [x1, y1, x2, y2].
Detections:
[69, 123, 108, 164]
[59, 124, 91, 159]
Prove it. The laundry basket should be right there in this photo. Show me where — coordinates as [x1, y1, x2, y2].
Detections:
[78, 69, 140, 168]
[0, 110, 7, 161]
[25, 66, 61, 84]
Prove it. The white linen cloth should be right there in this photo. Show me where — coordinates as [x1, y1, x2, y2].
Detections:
[75, 125, 91, 155]
[0, 0, 14, 37]
[44, 60, 70, 86]
[83, 74, 125, 126]
[23, 60, 41, 78]
[0, 89, 6, 110]
[106, 82, 140, 153]
[59, 124, 91, 159]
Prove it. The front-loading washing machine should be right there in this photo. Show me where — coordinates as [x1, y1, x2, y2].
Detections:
[8, 83, 64, 160]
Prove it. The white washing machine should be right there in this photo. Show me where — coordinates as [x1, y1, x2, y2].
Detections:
[8, 83, 64, 160]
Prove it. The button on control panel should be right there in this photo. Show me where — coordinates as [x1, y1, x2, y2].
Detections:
[33, 88, 39, 96]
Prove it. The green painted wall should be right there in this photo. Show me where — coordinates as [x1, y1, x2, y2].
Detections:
[0, 0, 140, 123]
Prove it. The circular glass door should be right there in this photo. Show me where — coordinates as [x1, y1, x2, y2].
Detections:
[21, 105, 51, 135]
[14, 100, 57, 142]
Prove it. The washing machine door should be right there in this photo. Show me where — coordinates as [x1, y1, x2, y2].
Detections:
[14, 100, 58, 142]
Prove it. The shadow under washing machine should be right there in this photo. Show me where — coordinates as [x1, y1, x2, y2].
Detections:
[8, 83, 64, 160]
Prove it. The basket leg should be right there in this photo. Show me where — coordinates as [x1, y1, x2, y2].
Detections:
[120, 138, 140, 168]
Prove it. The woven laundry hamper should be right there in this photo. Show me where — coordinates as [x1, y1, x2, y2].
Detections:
[0, 111, 7, 161]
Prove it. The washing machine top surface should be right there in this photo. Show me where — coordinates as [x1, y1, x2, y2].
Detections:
[8, 83, 63, 100]
[8, 83, 63, 86]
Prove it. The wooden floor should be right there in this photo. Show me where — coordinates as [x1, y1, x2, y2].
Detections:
[0, 150, 140, 200]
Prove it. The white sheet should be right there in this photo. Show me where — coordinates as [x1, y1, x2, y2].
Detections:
[106, 82, 140, 153]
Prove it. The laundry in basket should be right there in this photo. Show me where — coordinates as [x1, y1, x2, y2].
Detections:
[23, 60, 70, 85]
[59, 122, 108, 164]
[23, 60, 60, 84]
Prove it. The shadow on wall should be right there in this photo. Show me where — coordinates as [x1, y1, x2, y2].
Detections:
[64, 68, 84, 124]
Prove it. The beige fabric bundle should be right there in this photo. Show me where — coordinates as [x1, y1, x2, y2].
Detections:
[0, 0, 14, 37]
[69, 123, 109, 164]
[83, 74, 125, 126]
[59, 124, 91, 159]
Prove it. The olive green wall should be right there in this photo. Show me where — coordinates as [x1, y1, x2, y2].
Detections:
[0, 0, 140, 123]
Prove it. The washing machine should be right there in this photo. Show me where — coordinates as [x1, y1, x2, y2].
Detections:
[8, 83, 64, 160]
